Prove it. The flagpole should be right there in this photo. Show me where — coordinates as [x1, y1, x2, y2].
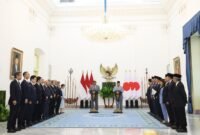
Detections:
[67, 77, 69, 107]
[72, 79, 74, 101]
[65, 79, 67, 97]
[145, 68, 148, 98]
[75, 82, 77, 108]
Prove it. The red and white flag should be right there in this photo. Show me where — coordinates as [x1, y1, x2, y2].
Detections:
[80, 72, 87, 93]
[89, 72, 94, 86]
[80, 71, 94, 99]
[85, 72, 90, 90]
[123, 70, 141, 100]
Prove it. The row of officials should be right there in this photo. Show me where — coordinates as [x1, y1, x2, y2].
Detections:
[146, 73, 187, 133]
[7, 71, 66, 133]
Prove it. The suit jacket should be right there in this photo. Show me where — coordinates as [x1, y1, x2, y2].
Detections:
[21, 80, 30, 103]
[9, 79, 22, 105]
[167, 81, 176, 104]
[40, 84, 46, 102]
[55, 87, 62, 99]
[43, 85, 51, 103]
[29, 83, 37, 104]
[146, 86, 152, 100]
[173, 82, 187, 107]
[153, 84, 161, 99]
[163, 83, 169, 104]
[50, 86, 56, 99]
[89, 85, 100, 94]
[35, 83, 43, 103]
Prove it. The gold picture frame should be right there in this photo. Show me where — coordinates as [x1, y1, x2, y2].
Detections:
[173, 57, 181, 74]
[10, 48, 23, 79]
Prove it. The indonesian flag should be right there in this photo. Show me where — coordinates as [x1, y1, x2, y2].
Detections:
[80, 72, 87, 99]
[80, 72, 87, 93]
[80, 72, 95, 99]
[87, 72, 94, 99]
[85, 72, 90, 90]
[89, 72, 94, 86]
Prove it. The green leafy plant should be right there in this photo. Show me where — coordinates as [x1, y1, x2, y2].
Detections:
[100, 86, 114, 98]
[100, 82, 115, 98]
[100, 82, 116, 108]
[0, 104, 9, 122]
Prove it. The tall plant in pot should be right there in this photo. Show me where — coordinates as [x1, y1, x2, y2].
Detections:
[0, 104, 9, 122]
[100, 82, 115, 108]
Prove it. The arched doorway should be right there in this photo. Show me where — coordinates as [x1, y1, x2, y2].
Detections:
[33, 48, 45, 76]
[183, 11, 200, 114]
[190, 33, 200, 114]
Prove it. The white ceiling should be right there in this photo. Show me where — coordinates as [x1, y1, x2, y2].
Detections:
[29, 0, 178, 24]
[53, 0, 161, 7]
[35, 0, 176, 16]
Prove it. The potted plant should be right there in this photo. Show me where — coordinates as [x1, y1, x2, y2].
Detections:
[100, 82, 115, 108]
[0, 104, 9, 122]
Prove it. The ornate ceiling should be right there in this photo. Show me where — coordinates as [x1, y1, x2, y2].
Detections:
[34, 0, 176, 17]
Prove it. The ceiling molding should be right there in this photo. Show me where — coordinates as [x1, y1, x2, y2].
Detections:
[24, 0, 178, 23]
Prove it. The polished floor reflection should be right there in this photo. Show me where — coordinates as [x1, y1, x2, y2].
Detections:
[0, 109, 199, 135]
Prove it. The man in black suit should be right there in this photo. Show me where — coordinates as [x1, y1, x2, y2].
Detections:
[48, 80, 55, 116]
[55, 81, 62, 114]
[173, 74, 187, 133]
[50, 80, 57, 116]
[7, 72, 22, 133]
[34, 76, 43, 122]
[163, 73, 176, 128]
[18, 71, 30, 129]
[146, 79, 153, 113]
[151, 76, 162, 119]
[27, 75, 37, 125]
[43, 80, 51, 119]
[154, 76, 163, 120]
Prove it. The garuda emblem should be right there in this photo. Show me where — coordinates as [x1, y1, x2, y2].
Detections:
[100, 64, 118, 81]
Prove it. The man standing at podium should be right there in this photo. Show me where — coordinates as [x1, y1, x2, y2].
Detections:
[113, 81, 123, 113]
[89, 80, 100, 113]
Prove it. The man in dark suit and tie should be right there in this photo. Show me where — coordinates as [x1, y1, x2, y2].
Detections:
[89, 81, 100, 112]
[43, 80, 51, 119]
[146, 79, 153, 113]
[34, 76, 43, 122]
[7, 72, 22, 133]
[163, 73, 176, 128]
[27, 75, 37, 125]
[173, 74, 187, 132]
[55, 81, 62, 114]
[18, 71, 30, 129]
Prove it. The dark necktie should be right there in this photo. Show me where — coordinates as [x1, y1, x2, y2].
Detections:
[18, 81, 21, 90]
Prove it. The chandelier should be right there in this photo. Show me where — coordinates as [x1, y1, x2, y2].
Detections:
[81, 0, 129, 42]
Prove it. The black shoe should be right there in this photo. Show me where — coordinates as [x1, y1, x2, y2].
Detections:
[171, 125, 177, 129]
[176, 128, 187, 133]
[20, 126, 26, 129]
[27, 122, 33, 127]
[7, 129, 16, 133]
[15, 127, 21, 131]
[165, 122, 170, 126]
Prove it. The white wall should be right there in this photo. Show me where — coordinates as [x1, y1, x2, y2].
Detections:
[49, 21, 169, 103]
[166, 0, 200, 95]
[1, 0, 200, 106]
[0, 0, 50, 103]
[49, 0, 200, 105]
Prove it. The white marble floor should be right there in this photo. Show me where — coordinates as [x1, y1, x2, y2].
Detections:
[0, 110, 200, 135]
